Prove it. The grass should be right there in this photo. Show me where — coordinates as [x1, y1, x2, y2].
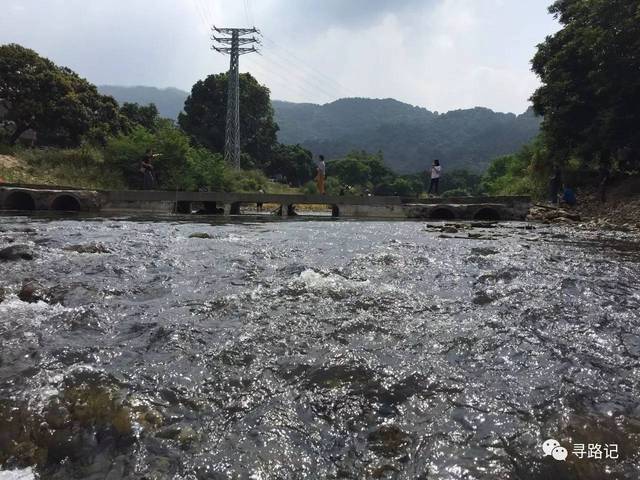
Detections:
[1, 146, 126, 190]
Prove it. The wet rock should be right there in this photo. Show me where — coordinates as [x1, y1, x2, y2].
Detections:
[470, 221, 497, 228]
[440, 226, 459, 234]
[0, 287, 5, 304]
[527, 205, 581, 223]
[188, 232, 212, 239]
[0, 244, 34, 261]
[368, 425, 410, 457]
[18, 280, 48, 303]
[64, 243, 110, 254]
[473, 291, 496, 305]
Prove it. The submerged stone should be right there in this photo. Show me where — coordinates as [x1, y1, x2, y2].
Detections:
[0, 245, 33, 261]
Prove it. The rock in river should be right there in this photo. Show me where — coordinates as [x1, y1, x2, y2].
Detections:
[0, 244, 34, 261]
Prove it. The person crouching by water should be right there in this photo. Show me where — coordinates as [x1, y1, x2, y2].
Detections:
[428, 159, 441, 195]
[316, 155, 326, 194]
[141, 149, 160, 190]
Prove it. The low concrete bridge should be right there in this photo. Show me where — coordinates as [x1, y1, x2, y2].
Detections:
[0, 185, 531, 221]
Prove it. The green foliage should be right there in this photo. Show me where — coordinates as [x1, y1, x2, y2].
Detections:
[120, 102, 161, 132]
[0, 44, 124, 147]
[223, 169, 269, 193]
[373, 177, 415, 196]
[178, 73, 278, 167]
[439, 169, 483, 195]
[267, 143, 315, 186]
[531, 0, 640, 171]
[482, 139, 550, 199]
[329, 151, 394, 188]
[302, 180, 318, 195]
[327, 150, 425, 196]
[181, 148, 226, 192]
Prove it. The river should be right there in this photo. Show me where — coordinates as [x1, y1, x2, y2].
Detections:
[0, 216, 639, 479]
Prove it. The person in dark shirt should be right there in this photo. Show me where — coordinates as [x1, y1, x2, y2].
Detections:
[549, 166, 563, 204]
[141, 149, 160, 190]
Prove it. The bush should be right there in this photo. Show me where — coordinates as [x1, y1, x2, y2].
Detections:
[181, 148, 226, 192]
[224, 169, 269, 192]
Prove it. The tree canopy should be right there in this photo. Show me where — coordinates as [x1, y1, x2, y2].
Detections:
[531, 0, 640, 170]
[0, 43, 123, 146]
[178, 72, 279, 167]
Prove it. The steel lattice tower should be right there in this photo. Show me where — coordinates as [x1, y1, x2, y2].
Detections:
[212, 27, 260, 169]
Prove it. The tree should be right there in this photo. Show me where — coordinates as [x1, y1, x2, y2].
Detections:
[267, 144, 315, 186]
[0, 43, 123, 146]
[120, 102, 160, 132]
[531, 0, 640, 171]
[178, 72, 278, 167]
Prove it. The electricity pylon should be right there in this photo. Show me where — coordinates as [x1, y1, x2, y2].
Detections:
[212, 26, 260, 169]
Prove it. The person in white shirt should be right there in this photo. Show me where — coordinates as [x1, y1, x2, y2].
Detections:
[316, 155, 326, 194]
[428, 159, 441, 195]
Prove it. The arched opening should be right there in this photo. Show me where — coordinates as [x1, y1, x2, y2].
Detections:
[474, 208, 501, 221]
[51, 195, 81, 212]
[430, 208, 456, 220]
[4, 191, 36, 211]
[175, 201, 191, 214]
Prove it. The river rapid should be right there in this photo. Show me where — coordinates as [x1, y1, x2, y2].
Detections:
[0, 216, 639, 480]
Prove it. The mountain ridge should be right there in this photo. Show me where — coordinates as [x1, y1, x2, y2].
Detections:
[98, 85, 540, 173]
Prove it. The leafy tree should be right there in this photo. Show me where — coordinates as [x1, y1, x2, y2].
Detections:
[267, 143, 315, 186]
[105, 123, 194, 189]
[0, 43, 123, 146]
[439, 169, 483, 195]
[481, 139, 550, 198]
[329, 150, 394, 186]
[531, 0, 640, 171]
[120, 102, 160, 132]
[178, 72, 278, 166]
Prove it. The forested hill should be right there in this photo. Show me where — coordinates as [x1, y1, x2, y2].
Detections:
[98, 86, 540, 174]
[273, 98, 541, 173]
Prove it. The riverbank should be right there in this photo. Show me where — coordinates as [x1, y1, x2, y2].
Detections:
[527, 177, 640, 232]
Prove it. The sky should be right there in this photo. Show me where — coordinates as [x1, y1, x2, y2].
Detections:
[1, 0, 560, 114]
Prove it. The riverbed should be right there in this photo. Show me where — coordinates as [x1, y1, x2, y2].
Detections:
[1, 216, 639, 479]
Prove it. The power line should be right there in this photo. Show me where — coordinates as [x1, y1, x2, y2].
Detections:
[244, 55, 334, 104]
[257, 47, 341, 101]
[261, 34, 358, 98]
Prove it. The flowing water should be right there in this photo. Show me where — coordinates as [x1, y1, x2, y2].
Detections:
[0, 215, 639, 479]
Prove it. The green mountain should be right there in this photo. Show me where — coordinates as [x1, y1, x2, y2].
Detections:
[273, 98, 541, 173]
[98, 86, 540, 174]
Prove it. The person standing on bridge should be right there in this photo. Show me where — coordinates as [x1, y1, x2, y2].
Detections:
[141, 149, 160, 190]
[428, 159, 442, 195]
[316, 155, 327, 195]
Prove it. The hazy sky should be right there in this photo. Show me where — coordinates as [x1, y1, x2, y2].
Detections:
[1, 0, 559, 113]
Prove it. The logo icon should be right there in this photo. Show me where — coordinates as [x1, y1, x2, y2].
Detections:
[542, 439, 568, 461]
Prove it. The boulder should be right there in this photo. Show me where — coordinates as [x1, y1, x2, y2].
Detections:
[64, 243, 110, 254]
[0, 244, 33, 261]
[18, 280, 48, 303]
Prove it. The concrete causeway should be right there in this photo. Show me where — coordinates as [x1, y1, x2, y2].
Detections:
[0, 185, 531, 220]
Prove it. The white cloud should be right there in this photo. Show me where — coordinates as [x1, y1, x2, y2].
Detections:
[0, 0, 559, 113]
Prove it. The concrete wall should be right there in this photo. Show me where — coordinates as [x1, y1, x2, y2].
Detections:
[0, 187, 100, 212]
